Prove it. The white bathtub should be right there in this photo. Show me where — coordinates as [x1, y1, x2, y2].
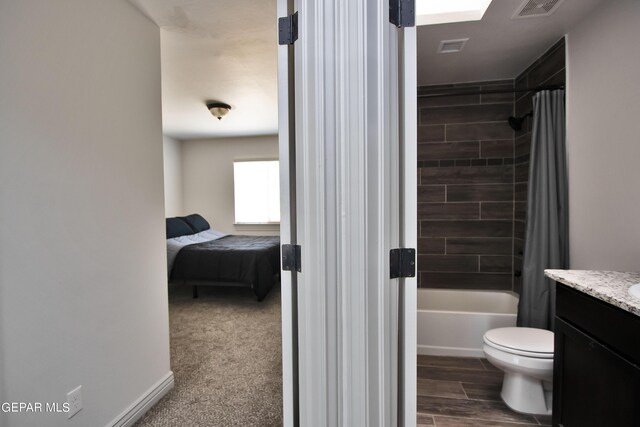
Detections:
[417, 288, 519, 358]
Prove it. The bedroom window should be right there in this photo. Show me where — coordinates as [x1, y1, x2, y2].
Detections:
[233, 160, 280, 224]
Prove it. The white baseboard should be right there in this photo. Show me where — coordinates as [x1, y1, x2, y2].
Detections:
[107, 371, 174, 427]
[417, 344, 484, 358]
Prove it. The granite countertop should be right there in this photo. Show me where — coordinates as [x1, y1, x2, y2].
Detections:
[545, 270, 640, 317]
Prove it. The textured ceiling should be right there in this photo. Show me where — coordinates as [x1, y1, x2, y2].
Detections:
[129, 0, 605, 138]
[130, 0, 278, 139]
[417, 0, 604, 86]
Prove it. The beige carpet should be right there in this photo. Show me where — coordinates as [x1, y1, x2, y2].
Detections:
[135, 283, 283, 427]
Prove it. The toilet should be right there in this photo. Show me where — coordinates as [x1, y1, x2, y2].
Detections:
[483, 327, 554, 415]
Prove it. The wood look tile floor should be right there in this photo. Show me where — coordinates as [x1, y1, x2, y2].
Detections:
[417, 355, 552, 427]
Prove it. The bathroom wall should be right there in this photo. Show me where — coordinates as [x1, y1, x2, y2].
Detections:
[417, 38, 566, 292]
[417, 81, 515, 290]
[512, 38, 566, 293]
[565, 0, 640, 271]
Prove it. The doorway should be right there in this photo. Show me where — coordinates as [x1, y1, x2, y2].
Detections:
[130, 1, 284, 425]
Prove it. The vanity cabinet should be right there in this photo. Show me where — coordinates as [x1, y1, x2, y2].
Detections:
[553, 284, 640, 427]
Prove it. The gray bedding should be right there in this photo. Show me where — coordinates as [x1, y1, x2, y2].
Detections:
[170, 235, 280, 300]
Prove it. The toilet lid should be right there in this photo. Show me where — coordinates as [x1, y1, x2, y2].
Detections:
[484, 327, 554, 358]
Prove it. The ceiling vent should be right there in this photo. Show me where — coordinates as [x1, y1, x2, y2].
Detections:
[438, 38, 469, 54]
[513, 0, 565, 19]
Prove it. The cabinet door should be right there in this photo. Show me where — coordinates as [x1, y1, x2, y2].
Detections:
[553, 318, 640, 427]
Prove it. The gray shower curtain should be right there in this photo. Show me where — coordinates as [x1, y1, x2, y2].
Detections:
[517, 90, 568, 331]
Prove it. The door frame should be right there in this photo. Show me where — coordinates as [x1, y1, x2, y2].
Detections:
[277, 1, 417, 425]
[277, 1, 298, 426]
[398, 21, 418, 427]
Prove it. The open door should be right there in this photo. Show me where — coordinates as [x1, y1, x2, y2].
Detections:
[277, 1, 299, 426]
[398, 10, 418, 427]
[277, 1, 417, 425]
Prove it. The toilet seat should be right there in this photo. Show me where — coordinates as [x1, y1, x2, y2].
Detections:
[484, 327, 554, 359]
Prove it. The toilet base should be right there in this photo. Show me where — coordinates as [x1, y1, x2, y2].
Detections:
[500, 372, 552, 415]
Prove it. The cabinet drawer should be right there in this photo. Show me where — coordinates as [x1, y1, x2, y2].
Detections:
[556, 283, 640, 364]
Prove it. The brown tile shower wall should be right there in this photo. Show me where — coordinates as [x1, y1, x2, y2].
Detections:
[512, 38, 566, 294]
[417, 80, 515, 291]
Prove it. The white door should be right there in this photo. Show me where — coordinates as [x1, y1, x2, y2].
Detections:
[276, 1, 299, 426]
[277, 1, 417, 425]
[398, 14, 418, 427]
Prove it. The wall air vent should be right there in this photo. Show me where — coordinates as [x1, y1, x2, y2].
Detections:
[513, 0, 565, 19]
[438, 38, 469, 54]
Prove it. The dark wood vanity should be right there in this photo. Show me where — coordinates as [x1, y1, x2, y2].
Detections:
[552, 283, 640, 427]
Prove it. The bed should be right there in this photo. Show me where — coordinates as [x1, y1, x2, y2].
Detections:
[166, 214, 280, 301]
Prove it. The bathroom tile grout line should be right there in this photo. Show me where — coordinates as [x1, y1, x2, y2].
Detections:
[417, 367, 492, 373]
[460, 381, 469, 400]
[417, 365, 492, 372]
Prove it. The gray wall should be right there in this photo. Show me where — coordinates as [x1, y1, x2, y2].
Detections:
[163, 135, 183, 217]
[0, 1, 170, 426]
[566, 0, 640, 270]
[181, 135, 280, 235]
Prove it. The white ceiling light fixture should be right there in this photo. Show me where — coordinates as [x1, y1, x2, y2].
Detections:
[206, 101, 232, 120]
[416, 0, 493, 26]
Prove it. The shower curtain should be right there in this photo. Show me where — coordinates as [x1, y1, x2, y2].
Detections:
[517, 90, 568, 331]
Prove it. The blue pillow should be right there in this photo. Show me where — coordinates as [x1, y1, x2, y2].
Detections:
[166, 217, 194, 239]
[179, 214, 210, 233]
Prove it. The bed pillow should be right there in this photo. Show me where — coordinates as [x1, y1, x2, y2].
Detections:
[166, 217, 195, 239]
[179, 213, 211, 233]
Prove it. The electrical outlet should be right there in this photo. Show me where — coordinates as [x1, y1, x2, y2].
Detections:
[66, 385, 82, 419]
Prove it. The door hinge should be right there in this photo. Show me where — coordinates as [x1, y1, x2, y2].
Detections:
[390, 248, 416, 279]
[278, 12, 299, 45]
[282, 244, 302, 272]
[389, 0, 415, 28]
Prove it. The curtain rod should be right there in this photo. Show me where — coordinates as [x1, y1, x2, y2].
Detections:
[417, 84, 564, 99]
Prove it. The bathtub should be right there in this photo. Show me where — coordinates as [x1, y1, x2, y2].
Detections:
[417, 288, 519, 358]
